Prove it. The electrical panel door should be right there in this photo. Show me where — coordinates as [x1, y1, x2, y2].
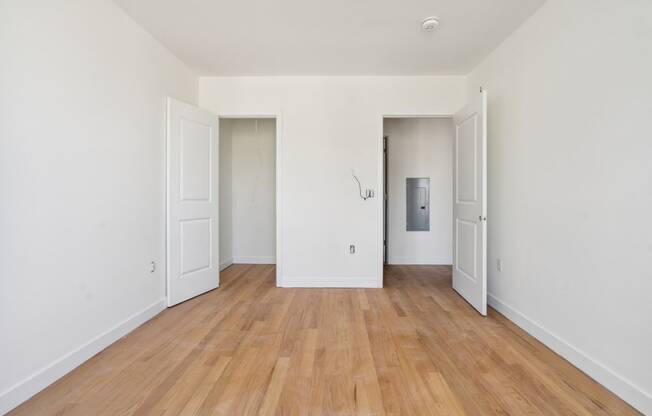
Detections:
[406, 177, 430, 231]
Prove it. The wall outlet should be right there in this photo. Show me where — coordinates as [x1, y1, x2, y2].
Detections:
[496, 258, 503, 272]
[150, 261, 156, 273]
[349, 245, 356, 254]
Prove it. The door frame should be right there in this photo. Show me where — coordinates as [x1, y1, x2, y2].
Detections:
[378, 114, 454, 288]
[217, 113, 284, 287]
[383, 135, 388, 265]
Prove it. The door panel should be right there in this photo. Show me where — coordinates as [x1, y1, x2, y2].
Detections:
[167, 98, 219, 307]
[456, 218, 477, 281]
[456, 117, 478, 203]
[180, 119, 212, 201]
[180, 218, 212, 275]
[452, 90, 487, 315]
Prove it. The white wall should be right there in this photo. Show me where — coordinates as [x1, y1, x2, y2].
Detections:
[199, 76, 466, 287]
[0, 1, 197, 413]
[384, 118, 453, 265]
[467, 0, 652, 413]
[220, 119, 276, 266]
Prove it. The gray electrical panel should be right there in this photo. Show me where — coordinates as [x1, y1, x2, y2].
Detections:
[406, 178, 430, 231]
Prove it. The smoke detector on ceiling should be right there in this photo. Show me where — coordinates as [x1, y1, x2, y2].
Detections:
[421, 17, 440, 31]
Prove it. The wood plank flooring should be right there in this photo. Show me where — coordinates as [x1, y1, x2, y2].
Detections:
[11, 265, 639, 415]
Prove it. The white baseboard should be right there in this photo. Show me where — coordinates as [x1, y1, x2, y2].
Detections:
[219, 258, 233, 271]
[280, 276, 381, 288]
[233, 256, 276, 265]
[387, 257, 452, 265]
[0, 299, 166, 415]
[488, 293, 651, 415]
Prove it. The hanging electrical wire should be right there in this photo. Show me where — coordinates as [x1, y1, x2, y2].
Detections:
[352, 170, 374, 200]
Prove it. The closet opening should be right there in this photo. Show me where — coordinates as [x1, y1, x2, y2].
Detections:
[219, 118, 278, 272]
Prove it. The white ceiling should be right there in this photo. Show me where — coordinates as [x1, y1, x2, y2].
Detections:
[114, 0, 545, 76]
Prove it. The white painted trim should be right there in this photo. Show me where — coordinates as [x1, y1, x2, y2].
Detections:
[388, 258, 452, 265]
[233, 256, 276, 264]
[280, 276, 381, 288]
[275, 115, 283, 286]
[488, 293, 652, 415]
[0, 299, 166, 415]
[219, 258, 234, 271]
[161, 96, 169, 302]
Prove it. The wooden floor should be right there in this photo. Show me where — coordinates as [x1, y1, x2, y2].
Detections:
[12, 265, 638, 415]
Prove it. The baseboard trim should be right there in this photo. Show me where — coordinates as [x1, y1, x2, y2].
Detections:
[388, 258, 452, 265]
[233, 256, 275, 265]
[219, 258, 233, 271]
[280, 276, 381, 288]
[488, 293, 651, 415]
[0, 299, 166, 415]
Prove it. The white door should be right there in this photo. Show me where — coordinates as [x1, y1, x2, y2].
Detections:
[166, 98, 219, 307]
[452, 90, 487, 315]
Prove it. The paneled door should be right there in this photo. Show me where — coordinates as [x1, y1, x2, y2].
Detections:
[166, 98, 219, 306]
[452, 90, 487, 315]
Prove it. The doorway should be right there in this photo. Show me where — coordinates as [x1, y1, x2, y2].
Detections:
[166, 99, 284, 306]
[219, 118, 277, 271]
[382, 116, 454, 267]
[380, 90, 488, 316]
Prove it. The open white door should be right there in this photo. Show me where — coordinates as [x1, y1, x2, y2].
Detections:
[166, 98, 219, 307]
[452, 90, 487, 316]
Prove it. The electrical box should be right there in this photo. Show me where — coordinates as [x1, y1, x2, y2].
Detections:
[406, 178, 430, 231]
